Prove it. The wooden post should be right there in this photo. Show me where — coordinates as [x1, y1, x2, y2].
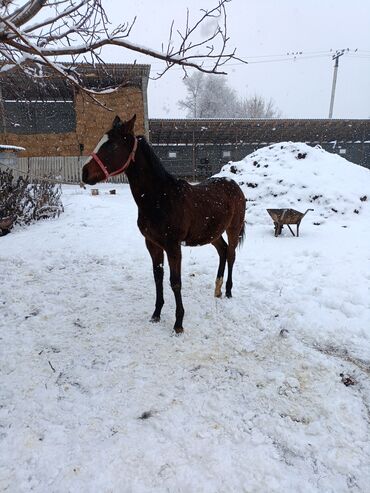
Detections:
[0, 85, 8, 137]
[192, 130, 196, 182]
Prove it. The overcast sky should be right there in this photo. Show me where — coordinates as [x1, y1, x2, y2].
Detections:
[102, 0, 370, 119]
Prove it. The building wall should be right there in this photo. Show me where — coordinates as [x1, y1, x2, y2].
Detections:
[154, 143, 254, 179]
[154, 141, 370, 180]
[0, 150, 17, 170]
[153, 145, 194, 178]
[1, 86, 145, 157]
[320, 142, 370, 169]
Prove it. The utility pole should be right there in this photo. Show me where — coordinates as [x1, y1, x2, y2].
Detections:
[328, 50, 345, 119]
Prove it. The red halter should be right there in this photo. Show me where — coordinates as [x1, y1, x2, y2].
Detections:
[91, 136, 138, 180]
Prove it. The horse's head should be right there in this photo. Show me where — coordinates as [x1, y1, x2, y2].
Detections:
[82, 114, 137, 185]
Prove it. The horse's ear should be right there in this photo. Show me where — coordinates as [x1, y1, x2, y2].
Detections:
[112, 115, 122, 129]
[125, 114, 136, 133]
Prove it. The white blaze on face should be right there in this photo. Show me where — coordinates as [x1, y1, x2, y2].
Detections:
[93, 133, 109, 154]
[85, 133, 109, 165]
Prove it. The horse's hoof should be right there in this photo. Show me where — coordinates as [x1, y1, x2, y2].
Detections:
[226, 292, 232, 298]
[174, 326, 184, 334]
[214, 292, 222, 298]
[150, 316, 160, 323]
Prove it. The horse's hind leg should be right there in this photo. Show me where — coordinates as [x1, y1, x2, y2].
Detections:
[212, 236, 228, 297]
[166, 243, 184, 334]
[225, 229, 240, 298]
[145, 239, 164, 322]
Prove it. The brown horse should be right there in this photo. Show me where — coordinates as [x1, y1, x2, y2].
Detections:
[82, 115, 246, 333]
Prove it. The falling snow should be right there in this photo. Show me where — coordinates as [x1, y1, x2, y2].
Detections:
[0, 143, 370, 492]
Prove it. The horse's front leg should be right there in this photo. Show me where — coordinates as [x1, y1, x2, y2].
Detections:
[145, 238, 164, 322]
[166, 243, 184, 334]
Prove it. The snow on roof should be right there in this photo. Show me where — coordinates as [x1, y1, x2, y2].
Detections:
[0, 144, 25, 152]
[215, 141, 370, 226]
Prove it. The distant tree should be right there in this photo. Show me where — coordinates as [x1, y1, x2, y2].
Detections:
[197, 75, 241, 118]
[237, 94, 281, 118]
[179, 72, 281, 118]
[178, 72, 205, 118]
[179, 72, 239, 117]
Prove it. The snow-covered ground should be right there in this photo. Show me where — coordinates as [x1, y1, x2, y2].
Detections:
[1, 143, 370, 492]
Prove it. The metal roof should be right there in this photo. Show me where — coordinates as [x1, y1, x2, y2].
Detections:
[0, 144, 25, 152]
[71, 63, 150, 89]
[149, 118, 370, 145]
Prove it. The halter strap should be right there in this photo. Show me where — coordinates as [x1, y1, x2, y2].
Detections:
[91, 136, 138, 180]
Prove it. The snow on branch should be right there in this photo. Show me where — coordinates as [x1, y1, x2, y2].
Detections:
[0, 0, 245, 95]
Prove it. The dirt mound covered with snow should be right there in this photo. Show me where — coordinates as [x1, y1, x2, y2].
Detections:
[216, 142, 370, 226]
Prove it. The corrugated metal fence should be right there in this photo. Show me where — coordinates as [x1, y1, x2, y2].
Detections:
[17, 156, 127, 184]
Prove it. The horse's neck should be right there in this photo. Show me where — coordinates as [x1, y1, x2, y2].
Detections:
[125, 142, 174, 206]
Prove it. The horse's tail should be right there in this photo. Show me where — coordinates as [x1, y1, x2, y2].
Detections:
[238, 221, 246, 249]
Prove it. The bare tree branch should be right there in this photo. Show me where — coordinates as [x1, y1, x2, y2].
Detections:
[5, 0, 47, 28]
[23, 1, 88, 35]
[0, 15, 112, 109]
[0, 0, 246, 95]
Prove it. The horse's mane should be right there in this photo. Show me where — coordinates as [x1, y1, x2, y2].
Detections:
[137, 136, 176, 182]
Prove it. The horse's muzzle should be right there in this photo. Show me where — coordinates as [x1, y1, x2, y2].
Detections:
[81, 166, 95, 185]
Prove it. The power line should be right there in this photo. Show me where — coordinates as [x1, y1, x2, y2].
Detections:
[246, 53, 332, 65]
[148, 48, 368, 70]
[347, 54, 370, 59]
[238, 49, 332, 59]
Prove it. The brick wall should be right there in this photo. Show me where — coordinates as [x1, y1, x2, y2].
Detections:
[1, 86, 145, 157]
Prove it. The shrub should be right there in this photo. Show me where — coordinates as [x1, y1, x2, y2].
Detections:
[0, 168, 63, 236]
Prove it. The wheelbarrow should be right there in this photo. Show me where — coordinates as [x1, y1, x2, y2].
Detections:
[266, 208, 314, 237]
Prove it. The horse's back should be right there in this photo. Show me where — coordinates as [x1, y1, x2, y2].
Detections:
[191, 177, 245, 212]
[182, 177, 245, 246]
